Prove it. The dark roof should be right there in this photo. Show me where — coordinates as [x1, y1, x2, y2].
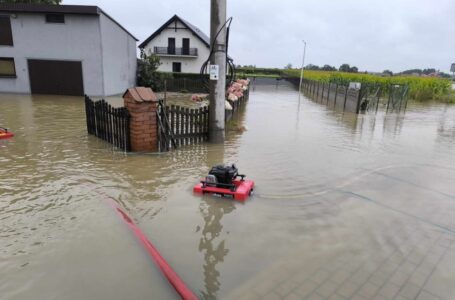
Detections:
[139, 15, 210, 49]
[0, 3, 138, 41]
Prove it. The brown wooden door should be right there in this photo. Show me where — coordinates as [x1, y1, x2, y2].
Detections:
[28, 59, 84, 96]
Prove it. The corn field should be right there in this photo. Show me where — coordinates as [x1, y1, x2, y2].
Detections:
[283, 69, 452, 101]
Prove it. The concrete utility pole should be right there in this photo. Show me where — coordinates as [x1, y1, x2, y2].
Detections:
[298, 40, 307, 95]
[209, 0, 227, 143]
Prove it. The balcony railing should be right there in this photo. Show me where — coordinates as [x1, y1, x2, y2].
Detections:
[153, 47, 198, 56]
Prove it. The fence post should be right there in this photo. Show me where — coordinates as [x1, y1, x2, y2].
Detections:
[355, 89, 362, 114]
[334, 84, 338, 107]
[343, 86, 348, 110]
[123, 87, 158, 152]
[326, 83, 330, 104]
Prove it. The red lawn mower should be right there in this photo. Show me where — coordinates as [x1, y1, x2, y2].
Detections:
[193, 164, 254, 202]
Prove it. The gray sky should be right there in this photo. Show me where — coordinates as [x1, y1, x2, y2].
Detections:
[65, 0, 455, 73]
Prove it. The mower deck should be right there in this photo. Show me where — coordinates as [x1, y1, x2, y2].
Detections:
[193, 179, 254, 202]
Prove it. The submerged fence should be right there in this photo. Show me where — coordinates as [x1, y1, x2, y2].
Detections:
[157, 88, 250, 151]
[157, 100, 209, 151]
[300, 79, 408, 114]
[85, 96, 131, 151]
[226, 88, 249, 120]
[302, 79, 362, 113]
[84, 83, 250, 152]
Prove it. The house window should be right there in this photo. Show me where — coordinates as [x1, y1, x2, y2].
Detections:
[0, 15, 13, 46]
[0, 57, 16, 77]
[172, 62, 181, 73]
[46, 13, 65, 23]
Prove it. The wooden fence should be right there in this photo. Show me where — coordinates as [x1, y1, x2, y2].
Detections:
[157, 87, 249, 151]
[164, 78, 209, 93]
[85, 83, 250, 152]
[85, 96, 131, 151]
[157, 100, 209, 151]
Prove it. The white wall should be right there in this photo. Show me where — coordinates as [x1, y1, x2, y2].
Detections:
[0, 13, 104, 95]
[142, 20, 210, 74]
[99, 14, 137, 96]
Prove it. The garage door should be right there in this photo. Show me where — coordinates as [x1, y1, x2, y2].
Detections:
[28, 59, 84, 96]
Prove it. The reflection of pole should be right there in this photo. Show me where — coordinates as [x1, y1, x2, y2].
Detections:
[209, 0, 227, 143]
[298, 40, 307, 95]
[198, 199, 235, 299]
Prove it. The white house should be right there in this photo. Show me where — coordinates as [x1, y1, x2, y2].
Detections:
[0, 4, 138, 96]
[139, 15, 210, 74]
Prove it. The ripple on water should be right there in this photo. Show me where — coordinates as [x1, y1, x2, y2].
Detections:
[1, 90, 455, 299]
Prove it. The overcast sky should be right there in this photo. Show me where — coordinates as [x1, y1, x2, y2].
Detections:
[65, 0, 455, 73]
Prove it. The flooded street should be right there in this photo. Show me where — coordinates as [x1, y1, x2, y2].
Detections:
[1, 82, 455, 300]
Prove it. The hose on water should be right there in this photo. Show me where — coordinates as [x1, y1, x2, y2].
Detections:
[89, 184, 198, 300]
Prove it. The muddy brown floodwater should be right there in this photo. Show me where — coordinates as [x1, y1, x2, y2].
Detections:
[1, 81, 455, 300]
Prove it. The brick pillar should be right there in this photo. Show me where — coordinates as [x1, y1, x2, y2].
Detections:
[123, 87, 158, 152]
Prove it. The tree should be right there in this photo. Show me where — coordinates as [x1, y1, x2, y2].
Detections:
[349, 66, 358, 73]
[136, 50, 162, 90]
[439, 72, 451, 78]
[400, 69, 422, 75]
[322, 64, 336, 71]
[383, 70, 393, 76]
[339, 64, 351, 72]
[422, 68, 436, 75]
[305, 64, 320, 70]
[284, 63, 293, 69]
[0, 0, 62, 3]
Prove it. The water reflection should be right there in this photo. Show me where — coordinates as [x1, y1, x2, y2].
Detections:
[437, 105, 455, 145]
[2, 88, 455, 299]
[382, 112, 405, 137]
[197, 198, 235, 299]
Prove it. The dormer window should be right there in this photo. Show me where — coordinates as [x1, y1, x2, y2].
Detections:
[46, 13, 65, 24]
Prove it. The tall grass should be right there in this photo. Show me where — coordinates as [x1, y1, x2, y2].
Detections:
[283, 69, 452, 101]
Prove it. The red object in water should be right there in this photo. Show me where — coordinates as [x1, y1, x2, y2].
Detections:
[101, 197, 198, 300]
[0, 128, 14, 139]
[193, 179, 255, 202]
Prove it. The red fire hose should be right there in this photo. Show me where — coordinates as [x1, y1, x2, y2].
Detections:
[100, 194, 198, 300]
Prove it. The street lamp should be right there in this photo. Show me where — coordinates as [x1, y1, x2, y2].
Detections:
[298, 40, 307, 95]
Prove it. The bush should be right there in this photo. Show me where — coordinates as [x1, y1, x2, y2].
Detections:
[136, 51, 162, 91]
[235, 67, 282, 76]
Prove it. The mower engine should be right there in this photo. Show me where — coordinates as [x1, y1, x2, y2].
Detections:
[208, 164, 238, 187]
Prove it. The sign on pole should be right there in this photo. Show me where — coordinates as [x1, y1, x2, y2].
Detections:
[209, 65, 219, 80]
[451, 63, 455, 73]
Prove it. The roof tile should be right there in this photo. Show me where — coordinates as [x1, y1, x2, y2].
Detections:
[123, 87, 157, 102]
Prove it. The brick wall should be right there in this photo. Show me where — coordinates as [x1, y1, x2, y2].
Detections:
[123, 92, 158, 152]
